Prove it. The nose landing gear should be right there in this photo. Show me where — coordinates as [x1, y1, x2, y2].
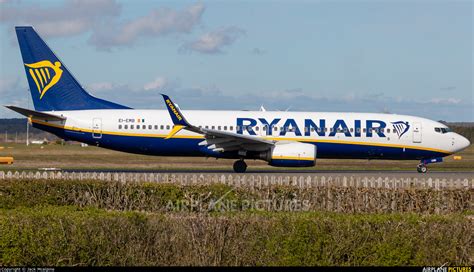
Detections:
[416, 163, 427, 173]
[233, 159, 247, 173]
[416, 157, 443, 173]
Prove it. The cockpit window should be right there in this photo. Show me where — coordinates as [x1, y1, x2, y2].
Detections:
[434, 127, 452, 134]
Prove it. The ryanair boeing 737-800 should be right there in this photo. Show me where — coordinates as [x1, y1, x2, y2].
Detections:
[6, 26, 470, 173]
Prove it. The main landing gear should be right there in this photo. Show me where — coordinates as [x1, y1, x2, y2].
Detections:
[416, 163, 427, 173]
[233, 160, 247, 173]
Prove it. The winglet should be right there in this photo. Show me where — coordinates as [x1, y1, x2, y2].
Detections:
[161, 94, 191, 139]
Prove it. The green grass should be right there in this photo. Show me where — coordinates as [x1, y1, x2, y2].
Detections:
[0, 178, 472, 266]
[0, 206, 471, 266]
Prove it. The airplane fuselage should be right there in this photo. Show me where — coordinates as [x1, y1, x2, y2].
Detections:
[30, 109, 467, 161]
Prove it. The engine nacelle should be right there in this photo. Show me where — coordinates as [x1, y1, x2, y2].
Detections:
[267, 141, 316, 167]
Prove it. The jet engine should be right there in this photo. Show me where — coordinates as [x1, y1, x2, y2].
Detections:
[260, 141, 316, 167]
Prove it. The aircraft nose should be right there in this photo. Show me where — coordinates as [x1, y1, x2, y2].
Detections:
[455, 134, 470, 152]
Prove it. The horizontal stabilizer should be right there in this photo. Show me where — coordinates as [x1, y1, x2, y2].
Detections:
[5, 105, 66, 121]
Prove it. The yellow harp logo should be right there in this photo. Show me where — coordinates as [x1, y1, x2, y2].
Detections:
[25, 60, 63, 99]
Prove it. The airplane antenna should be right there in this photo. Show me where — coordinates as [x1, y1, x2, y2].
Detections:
[260, 105, 266, 112]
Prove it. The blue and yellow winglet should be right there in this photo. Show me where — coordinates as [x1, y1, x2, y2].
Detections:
[161, 94, 191, 139]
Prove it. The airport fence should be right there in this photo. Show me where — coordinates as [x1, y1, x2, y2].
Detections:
[0, 170, 472, 190]
[1, 171, 472, 214]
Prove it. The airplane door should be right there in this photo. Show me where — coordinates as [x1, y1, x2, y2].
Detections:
[92, 118, 102, 139]
[413, 122, 422, 143]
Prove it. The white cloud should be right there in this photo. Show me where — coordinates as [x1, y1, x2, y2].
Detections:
[86, 82, 115, 92]
[427, 98, 461, 105]
[143, 77, 168, 91]
[89, 3, 205, 49]
[0, 0, 121, 38]
[0, 1, 205, 50]
[182, 26, 245, 54]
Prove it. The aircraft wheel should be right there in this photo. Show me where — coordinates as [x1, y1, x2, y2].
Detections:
[417, 164, 427, 173]
[233, 160, 247, 173]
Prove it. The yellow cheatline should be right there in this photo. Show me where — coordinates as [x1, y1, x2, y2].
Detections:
[265, 136, 451, 154]
[34, 69, 44, 88]
[31, 119, 202, 139]
[453, 156, 462, 160]
[165, 125, 185, 139]
[31, 119, 450, 154]
[29, 69, 41, 93]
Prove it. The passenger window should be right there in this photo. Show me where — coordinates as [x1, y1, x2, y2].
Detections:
[218, 126, 221, 130]
[350, 128, 353, 132]
[166, 125, 170, 130]
[124, 125, 128, 129]
[154, 125, 158, 130]
[316, 128, 320, 133]
[131, 125, 134, 129]
[311, 128, 315, 132]
[274, 126, 278, 131]
[119, 124, 122, 129]
[142, 125, 146, 129]
[205, 126, 209, 129]
[255, 126, 259, 131]
[160, 125, 164, 130]
[324, 128, 328, 132]
[230, 126, 233, 131]
[148, 125, 152, 129]
[363, 128, 366, 133]
[356, 128, 360, 133]
[386, 128, 390, 133]
[212, 126, 215, 130]
[137, 125, 140, 130]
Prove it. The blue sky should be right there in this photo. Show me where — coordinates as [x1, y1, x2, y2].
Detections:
[0, 0, 472, 121]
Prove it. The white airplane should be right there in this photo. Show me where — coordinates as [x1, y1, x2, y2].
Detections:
[6, 26, 470, 173]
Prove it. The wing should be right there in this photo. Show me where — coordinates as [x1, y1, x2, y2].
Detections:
[161, 94, 274, 153]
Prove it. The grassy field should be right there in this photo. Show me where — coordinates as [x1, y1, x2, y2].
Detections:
[1, 179, 472, 266]
[0, 142, 473, 171]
